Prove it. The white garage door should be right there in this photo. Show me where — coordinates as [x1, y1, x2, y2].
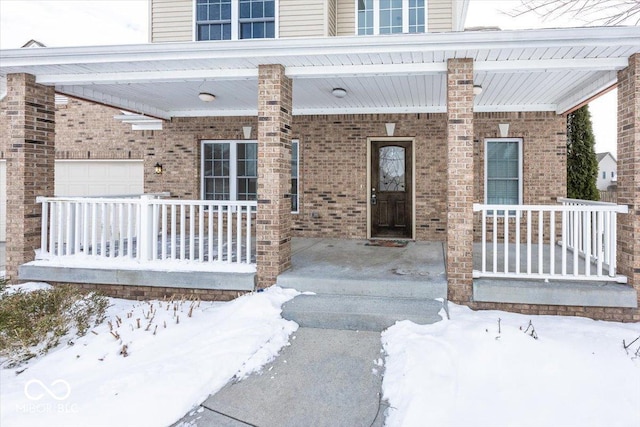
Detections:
[0, 160, 6, 241]
[55, 160, 144, 197]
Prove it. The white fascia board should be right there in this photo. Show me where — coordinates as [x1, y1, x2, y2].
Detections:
[37, 69, 257, 85]
[475, 58, 629, 73]
[1, 27, 638, 68]
[555, 70, 618, 114]
[473, 104, 558, 113]
[287, 63, 446, 78]
[293, 106, 448, 115]
[170, 109, 259, 117]
[57, 86, 172, 120]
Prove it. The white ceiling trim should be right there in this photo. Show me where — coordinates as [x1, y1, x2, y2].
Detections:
[57, 86, 171, 120]
[170, 109, 259, 117]
[293, 106, 448, 115]
[287, 63, 447, 78]
[555, 70, 618, 114]
[474, 104, 558, 113]
[475, 58, 628, 73]
[38, 69, 258, 85]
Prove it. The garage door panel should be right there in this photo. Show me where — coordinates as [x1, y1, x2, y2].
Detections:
[55, 161, 144, 197]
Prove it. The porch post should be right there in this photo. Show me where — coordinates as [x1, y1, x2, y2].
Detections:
[617, 53, 640, 301]
[256, 64, 292, 288]
[4, 73, 55, 282]
[446, 58, 475, 303]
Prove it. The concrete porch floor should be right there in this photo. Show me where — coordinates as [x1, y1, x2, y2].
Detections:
[278, 238, 448, 300]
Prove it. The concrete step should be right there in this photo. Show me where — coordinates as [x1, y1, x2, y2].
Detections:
[282, 294, 444, 332]
[277, 272, 447, 300]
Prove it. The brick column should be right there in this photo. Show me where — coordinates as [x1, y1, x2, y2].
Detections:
[617, 53, 640, 302]
[446, 58, 475, 303]
[256, 64, 292, 288]
[5, 74, 55, 282]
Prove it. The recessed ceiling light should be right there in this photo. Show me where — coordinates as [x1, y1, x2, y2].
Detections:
[198, 92, 216, 102]
[331, 88, 347, 98]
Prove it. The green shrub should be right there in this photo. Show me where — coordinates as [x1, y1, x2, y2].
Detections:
[0, 285, 108, 367]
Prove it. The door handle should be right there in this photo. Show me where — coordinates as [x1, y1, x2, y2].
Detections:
[371, 188, 377, 205]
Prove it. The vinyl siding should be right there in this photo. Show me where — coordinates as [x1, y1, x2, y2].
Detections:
[336, 0, 355, 36]
[279, 0, 326, 38]
[428, 0, 454, 32]
[327, 0, 337, 37]
[151, 0, 193, 43]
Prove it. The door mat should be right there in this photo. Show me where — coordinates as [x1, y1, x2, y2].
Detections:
[365, 240, 409, 248]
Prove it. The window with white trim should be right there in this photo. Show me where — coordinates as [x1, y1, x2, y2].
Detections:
[484, 138, 523, 207]
[196, 0, 275, 41]
[357, 0, 426, 35]
[201, 139, 299, 212]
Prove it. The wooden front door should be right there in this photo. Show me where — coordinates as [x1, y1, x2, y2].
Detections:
[370, 141, 412, 238]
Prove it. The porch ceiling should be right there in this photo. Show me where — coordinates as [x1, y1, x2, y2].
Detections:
[1, 27, 638, 120]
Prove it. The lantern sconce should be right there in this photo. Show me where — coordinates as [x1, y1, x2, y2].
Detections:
[498, 123, 510, 138]
[242, 126, 252, 140]
[154, 163, 163, 175]
[385, 122, 396, 137]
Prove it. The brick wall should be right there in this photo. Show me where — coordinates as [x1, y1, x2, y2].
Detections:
[617, 53, 640, 307]
[62, 283, 247, 301]
[2, 74, 55, 281]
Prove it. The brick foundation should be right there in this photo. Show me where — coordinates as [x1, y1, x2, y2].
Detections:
[54, 283, 247, 301]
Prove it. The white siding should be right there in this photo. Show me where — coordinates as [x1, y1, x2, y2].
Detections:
[597, 154, 617, 191]
[336, 0, 356, 36]
[0, 160, 6, 241]
[151, 0, 193, 43]
[279, 0, 326, 38]
[55, 160, 144, 197]
[428, 0, 453, 32]
[327, 0, 337, 37]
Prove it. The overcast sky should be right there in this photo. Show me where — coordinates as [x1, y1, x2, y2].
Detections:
[0, 0, 623, 154]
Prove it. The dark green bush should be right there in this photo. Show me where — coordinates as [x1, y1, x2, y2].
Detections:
[0, 285, 108, 367]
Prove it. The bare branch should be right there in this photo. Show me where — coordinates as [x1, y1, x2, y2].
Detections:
[506, 0, 640, 26]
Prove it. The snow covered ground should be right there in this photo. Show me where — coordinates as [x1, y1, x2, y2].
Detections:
[2, 282, 639, 427]
[382, 303, 640, 427]
[0, 285, 298, 427]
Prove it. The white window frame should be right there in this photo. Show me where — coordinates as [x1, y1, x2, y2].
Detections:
[193, 0, 279, 41]
[201, 140, 258, 201]
[291, 139, 299, 214]
[201, 139, 299, 213]
[355, 0, 428, 35]
[484, 138, 523, 209]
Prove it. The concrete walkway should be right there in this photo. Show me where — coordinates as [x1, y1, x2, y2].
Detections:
[174, 328, 386, 427]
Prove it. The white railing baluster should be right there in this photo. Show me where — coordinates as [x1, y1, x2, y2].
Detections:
[503, 211, 509, 274]
[199, 205, 205, 262]
[34, 196, 256, 267]
[217, 205, 223, 261]
[481, 208, 487, 273]
[515, 210, 521, 274]
[472, 200, 627, 283]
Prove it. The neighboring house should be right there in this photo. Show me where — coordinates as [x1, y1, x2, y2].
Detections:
[1, 0, 639, 322]
[596, 152, 617, 191]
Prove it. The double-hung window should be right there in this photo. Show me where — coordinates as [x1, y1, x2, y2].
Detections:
[202, 139, 299, 212]
[196, 0, 275, 41]
[357, 0, 426, 35]
[485, 138, 523, 210]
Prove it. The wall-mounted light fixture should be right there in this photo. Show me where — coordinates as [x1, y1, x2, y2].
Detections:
[198, 92, 216, 102]
[331, 87, 347, 98]
[154, 163, 163, 175]
[385, 122, 396, 137]
[498, 123, 510, 138]
[242, 126, 252, 139]
[473, 85, 483, 96]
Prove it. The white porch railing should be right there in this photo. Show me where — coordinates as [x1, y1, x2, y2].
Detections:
[473, 199, 628, 282]
[37, 195, 257, 266]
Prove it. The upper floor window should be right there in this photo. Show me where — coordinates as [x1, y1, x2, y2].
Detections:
[196, 0, 275, 41]
[357, 0, 426, 35]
